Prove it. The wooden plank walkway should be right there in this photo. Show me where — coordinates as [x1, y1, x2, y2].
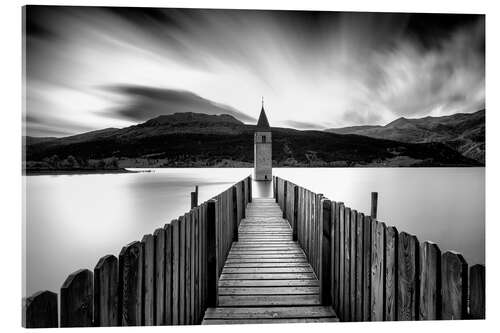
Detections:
[202, 198, 339, 325]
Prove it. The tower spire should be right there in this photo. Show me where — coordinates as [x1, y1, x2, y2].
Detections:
[262, 96, 264, 109]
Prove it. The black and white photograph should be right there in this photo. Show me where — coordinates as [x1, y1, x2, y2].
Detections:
[18, 2, 487, 329]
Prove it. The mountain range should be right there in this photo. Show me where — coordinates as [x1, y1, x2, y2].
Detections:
[23, 110, 483, 173]
[326, 110, 485, 164]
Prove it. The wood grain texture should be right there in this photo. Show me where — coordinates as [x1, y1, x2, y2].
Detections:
[419, 241, 441, 320]
[164, 223, 173, 325]
[171, 219, 180, 325]
[338, 203, 345, 319]
[343, 207, 351, 321]
[153, 228, 165, 325]
[441, 251, 468, 320]
[350, 209, 357, 319]
[61, 269, 93, 327]
[371, 221, 385, 321]
[385, 226, 398, 321]
[469, 264, 485, 319]
[362, 215, 372, 321]
[355, 212, 364, 321]
[118, 241, 143, 326]
[397, 232, 419, 321]
[332, 201, 340, 311]
[94, 254, 118, 327]
[24, 290, 58, 328]
[142, 234, 155, 326]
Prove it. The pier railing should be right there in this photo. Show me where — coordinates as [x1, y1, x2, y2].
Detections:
[274, 176, 485, 321]
[23, 176, 252, 328]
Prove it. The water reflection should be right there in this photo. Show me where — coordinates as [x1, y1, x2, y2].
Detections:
[253, 180, 273, 198]
[23, 167, 484, 298]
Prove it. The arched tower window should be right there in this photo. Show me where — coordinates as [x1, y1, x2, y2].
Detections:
[262, 135, 266, 143]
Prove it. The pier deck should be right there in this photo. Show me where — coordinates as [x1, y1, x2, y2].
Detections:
[202, 198, 339, 325]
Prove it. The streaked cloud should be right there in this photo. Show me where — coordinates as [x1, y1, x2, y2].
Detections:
[24, 6, 484, 136]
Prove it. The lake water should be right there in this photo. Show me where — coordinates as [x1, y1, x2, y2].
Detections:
[23, 167, 484, 297]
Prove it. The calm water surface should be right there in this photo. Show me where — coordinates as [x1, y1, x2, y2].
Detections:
[23, 167, 484, 296]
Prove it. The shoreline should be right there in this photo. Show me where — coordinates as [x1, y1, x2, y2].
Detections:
[23, 168, 139, 176]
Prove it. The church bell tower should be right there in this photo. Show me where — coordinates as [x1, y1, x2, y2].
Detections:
[254, 98, 272, 181]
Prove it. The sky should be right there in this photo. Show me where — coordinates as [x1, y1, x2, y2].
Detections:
[24, 6, 485, 137]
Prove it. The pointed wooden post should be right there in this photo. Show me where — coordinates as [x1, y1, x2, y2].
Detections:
[371, 192, 378, 219]
[94, 255, 118, 326]
[24, 291, 58, 328]
[60, 269, 93, 327]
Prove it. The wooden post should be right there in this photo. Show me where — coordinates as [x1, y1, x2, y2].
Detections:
[247, 176, 252, 203]
[469, 264, 485, 319]
[24, 291, 58, 328]
[191, 186, 198, 209]
[355, 212, 364, 321]
[232, 186, 238, 241]
[441, 251, 468, 320]
[385, 226, 398, 321]
[118, 241, 144, 326]
[153, 228, 166, 325]
[171, 220, 180, 325]
[292, 186, 299, 242]
[141, 234, 155, 325]
[94, 255, 118, 327]
[206, 199, 217, 307]
[164, 224, 173, 325]
[419, 241, 441, 320]
[60, 269, 93, 327]
[371, 192, 378, 219]
[362, 215, 372, 321]
[397, 232, 420, 321]
[283, 181, 288, 218]
[371, 221, 385, 321]
[321, 199, 332, 305]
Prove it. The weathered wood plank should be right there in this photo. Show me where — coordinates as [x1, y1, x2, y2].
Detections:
[333, 202, 340, 311]
[94, 254, 118, 327]
[397, 232, 419, 321]
[371, 221, 385, 321]
[141, 234, 155, 326]
[203, 317, 339, 324]
[24, 291, 58, 328]
[385, 226, 398, 321]
[179, 215, 186, 325]
[344, 206, 351, 320]
[350, 209, 357, 319]
[218, 279, 320, 287]
[355, 212, 364, 321]
[362, 215, 372, 321]
[164, 224, 173, 325]
[61, 269, 93, 327]
[338, 203, 345, 319]
[223, 267, 313, 273]
[185, 213, 192, 324]
[441, 251, 468, 320]
[469, 264, 485, 319]
[203, 305, 336, 319]
[118, 241, 143, 326]
[171, 220, 180, 325]
[419, 241, 441, 320]
[217, 287, 319, 295]
[220, 273, 316, 280]
[206, 200, 217, 308]
[218, 295, 320, 306]
[153, 228, 165, 325]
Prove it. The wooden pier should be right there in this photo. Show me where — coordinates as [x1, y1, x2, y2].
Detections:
[23, 175, 485, 328]
[202, 198, 338, 324]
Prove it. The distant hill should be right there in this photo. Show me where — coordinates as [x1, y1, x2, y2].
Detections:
[326, 110, 485, 163]
[24, 112, 481, 172]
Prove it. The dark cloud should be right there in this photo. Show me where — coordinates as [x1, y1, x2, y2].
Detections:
[106, 85, 256, 123]
[23, 6, 485, 136]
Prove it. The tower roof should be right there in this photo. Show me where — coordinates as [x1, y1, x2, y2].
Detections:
[256, 99, 270, 129]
